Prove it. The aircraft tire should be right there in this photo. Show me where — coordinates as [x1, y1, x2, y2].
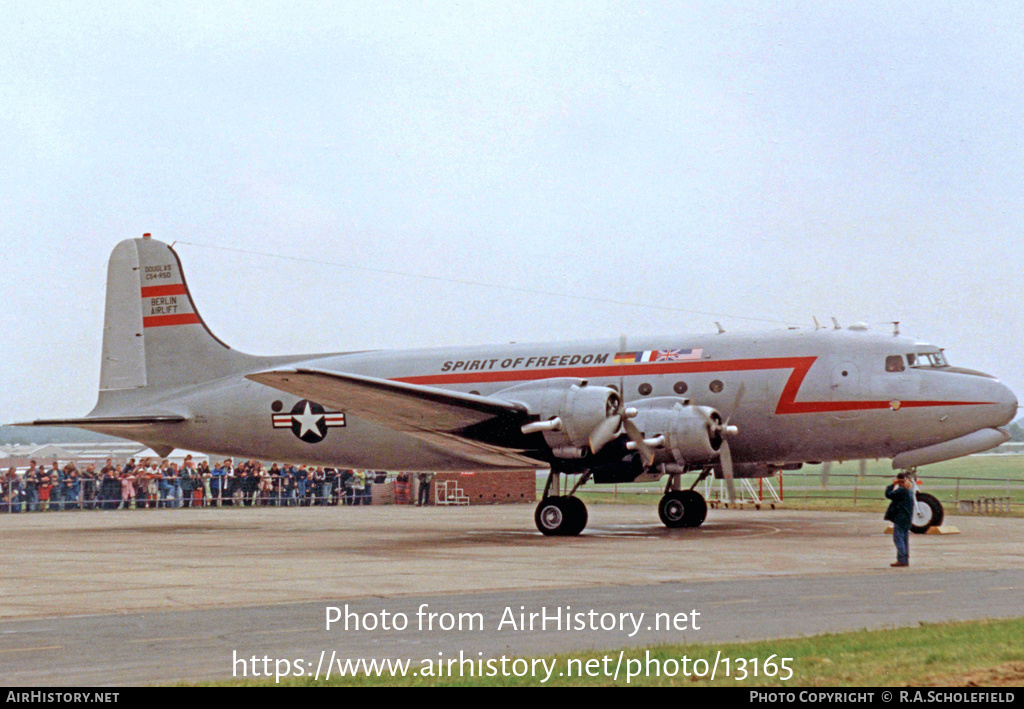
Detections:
[563, 496, 588, 536]
[659, 490, 707, 528]
[911, 492, 944, 534]
[535, 496, 587, 536]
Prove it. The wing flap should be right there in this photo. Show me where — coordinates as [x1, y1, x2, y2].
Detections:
[413, 431, 540, 469]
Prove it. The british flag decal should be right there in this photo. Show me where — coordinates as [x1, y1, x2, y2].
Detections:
[614, 347, 703, 364]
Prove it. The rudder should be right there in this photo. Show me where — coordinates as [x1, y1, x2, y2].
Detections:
[100, 234, 253, 392]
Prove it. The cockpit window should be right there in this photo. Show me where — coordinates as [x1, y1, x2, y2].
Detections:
[907, 351, 948, 368]
[885, 355, 905, 372]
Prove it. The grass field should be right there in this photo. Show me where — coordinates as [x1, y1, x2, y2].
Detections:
[240, 617, 1024, 687]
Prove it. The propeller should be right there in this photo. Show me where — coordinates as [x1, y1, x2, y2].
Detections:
[720, 435, 737, 503]
[588, 397, 656, 466]
[821, 459, 867, 488]
[705, 382, 745, 503]
[588, 397, 624, 453]
[702, 410, 739, 503]
[622, 411, 656, 467]
[820, 461, 831, 489]
[585, 333, 655, 466]
[589, 335, 658, 466]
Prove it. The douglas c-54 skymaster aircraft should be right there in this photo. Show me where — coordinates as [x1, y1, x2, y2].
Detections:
[25, 235, 1018, 535]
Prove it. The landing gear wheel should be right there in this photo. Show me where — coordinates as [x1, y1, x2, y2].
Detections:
[659, 490, 708, 528]
[911, 492, 944, 534]
[535, 496, 588, 536]
[563, 496, 588, 536]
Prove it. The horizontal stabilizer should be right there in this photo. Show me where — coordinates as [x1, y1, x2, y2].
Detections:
[14, 415, 187, 456]
[17, 415, 187, 428]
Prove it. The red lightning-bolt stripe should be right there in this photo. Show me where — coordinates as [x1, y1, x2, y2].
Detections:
[394, 356, 993, 414]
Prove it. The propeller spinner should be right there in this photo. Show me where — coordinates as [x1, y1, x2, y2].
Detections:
[588, 394, 656, 466]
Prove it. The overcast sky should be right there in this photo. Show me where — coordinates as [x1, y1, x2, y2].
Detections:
[2, 2, 1022, 424]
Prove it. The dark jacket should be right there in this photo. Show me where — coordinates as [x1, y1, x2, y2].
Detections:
[884, 484, 914, 528]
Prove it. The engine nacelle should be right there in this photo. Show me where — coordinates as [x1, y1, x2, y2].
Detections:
[496, 378, 620, 458]
[628, 397, 722, 466]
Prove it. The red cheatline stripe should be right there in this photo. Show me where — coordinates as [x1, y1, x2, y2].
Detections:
[142, 313, 202, 328]
[141, 283, 189, 298]
[395, 357, 811, 387]
[394, 356, 993, 414]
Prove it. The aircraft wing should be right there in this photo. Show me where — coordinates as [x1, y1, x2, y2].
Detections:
[246, 368, 539, 469]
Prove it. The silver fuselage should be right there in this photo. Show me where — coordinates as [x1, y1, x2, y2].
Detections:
[93, 327, 1017, 472]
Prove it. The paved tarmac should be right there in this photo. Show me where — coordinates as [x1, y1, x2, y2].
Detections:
[1, 503, 1022, 685]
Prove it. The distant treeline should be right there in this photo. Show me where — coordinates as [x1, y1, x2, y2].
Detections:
[1010, 420, 1024, 442]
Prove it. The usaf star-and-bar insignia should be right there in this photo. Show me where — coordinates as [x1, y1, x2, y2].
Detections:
[272, 399, 346, 443]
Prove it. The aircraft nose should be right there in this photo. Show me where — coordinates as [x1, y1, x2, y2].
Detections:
[977, 374, 1020, 428]
[994, 381, 1018, 428]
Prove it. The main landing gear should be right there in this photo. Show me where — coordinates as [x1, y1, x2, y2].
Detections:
[534, 469, 590, 536]
[535, 495, 588, 537]
[658, 491, 707, 528]
[534, 469, 710, 536]
[658, 472, 707, 529]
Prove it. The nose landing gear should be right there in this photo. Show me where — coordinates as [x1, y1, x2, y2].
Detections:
[900, 468, 946, 534]
[911, 491, 944, 533]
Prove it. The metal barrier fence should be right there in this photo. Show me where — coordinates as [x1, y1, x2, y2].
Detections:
[5, 470, 1023, 516]
[0, 476, 403, 513]
[705, 471, 1024, 515]
[578, 470, 1024, 516]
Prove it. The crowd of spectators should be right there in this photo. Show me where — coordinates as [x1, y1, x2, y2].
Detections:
[0, 458, 433, 513]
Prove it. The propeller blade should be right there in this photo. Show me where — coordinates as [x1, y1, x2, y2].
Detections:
[588, 415, 622, 454]
[723, 381, 746, 428]
[696, 405, 740, 502]
[859, 459, 868, 480]
[820, 461, 831, 489]
[623, 418, 656, 467]
[720, 439, 736, 503]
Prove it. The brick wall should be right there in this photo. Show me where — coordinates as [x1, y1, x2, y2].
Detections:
[423, 470, 537, 505]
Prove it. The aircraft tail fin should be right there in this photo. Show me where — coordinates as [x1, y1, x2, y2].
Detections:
[99, 234, 257, 394]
